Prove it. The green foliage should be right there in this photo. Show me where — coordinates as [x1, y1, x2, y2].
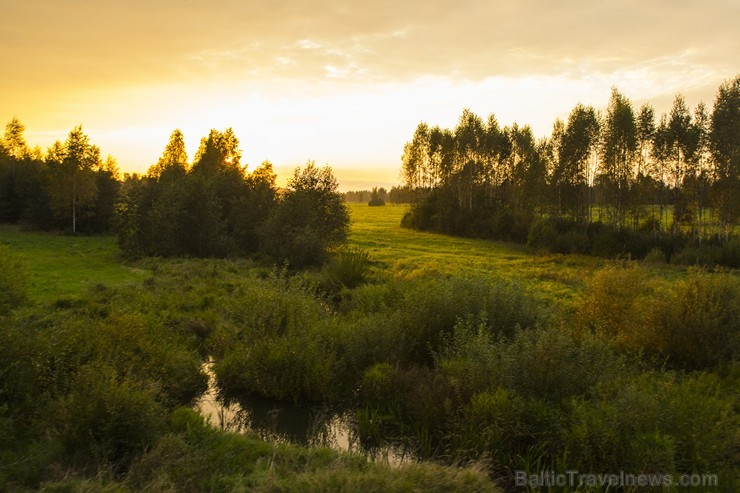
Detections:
[672, 237, 740, 268]
[367, 187, 386, 206]
[395, 275, 550, 364]
[261, 162, 350, 267]
[642, 269, 740, 370]
[437, 318, 626, 403]
[216, 333, 337, 404]
[320, 246, 372, 292]
[124, 408, 499, 493]
[0, 244, 28, 313]
[579, 263, 739, 371]
[527, 217, 589, 254]
[578, 262, 651, 339]
[449, 388, 560, 473]
[116, 129, 283, 258]
[399, 80, 739, 265]
[1, 204, 737, 491]
[54, 364, 167, 468]
[565, 372, 737, 479]
[643, 246, 666, 263]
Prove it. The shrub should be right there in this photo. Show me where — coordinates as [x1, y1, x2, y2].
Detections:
[215, 332, 337, 404]
[320, 246, 372, 292]
[671, 245, 711, 266]
[396, 275, 549, 364]
[526, 217, 559, 252]
[54, 364, 167, 468]
[643, 247, 666, 264]
[261, 163, 350, 267]
[338, 280, 406, 314]
[642, 269, 740, 370]
[357, 363, 457, 457]
[450, 388, 560, 475]
[672, 238, 740, 268]
[578, 265, 739, 371]
[565, 372, 736, 477]
[577, 262, 651, 340]
[437, 317, 625, 403]
[434, 314, 511, 398]
[714, 237, 740, 268]
[336, 312, 408, 379]
[528, 217, 590, 254]
[506, 327, 626, 403]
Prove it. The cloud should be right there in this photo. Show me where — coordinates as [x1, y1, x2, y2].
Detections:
[3, 0, 737, 181]
[3, 0, 736, 92]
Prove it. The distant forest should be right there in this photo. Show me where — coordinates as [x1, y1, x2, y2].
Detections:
[343, 186, 416, 205]
[400, 76, 739, 266]
[0, 125, 349, 266]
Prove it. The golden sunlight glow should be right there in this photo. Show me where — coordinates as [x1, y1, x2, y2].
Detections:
[3, 1, 738, 189]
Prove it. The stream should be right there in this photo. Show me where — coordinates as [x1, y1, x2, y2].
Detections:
[194, 362, 413, 465]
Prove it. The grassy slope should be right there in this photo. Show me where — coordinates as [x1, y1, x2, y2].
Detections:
[347, 203, 606, 303]
[2, 206, 699, 306]
[0, 225, 147, 302]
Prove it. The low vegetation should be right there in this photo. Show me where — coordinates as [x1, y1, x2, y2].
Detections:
[1, 81, 737, 489]
[1, 205, 737, 491]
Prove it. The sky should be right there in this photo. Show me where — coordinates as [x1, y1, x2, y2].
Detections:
[1, 0, 738, 190]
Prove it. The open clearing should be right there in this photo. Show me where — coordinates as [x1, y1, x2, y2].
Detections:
[0, 225, 147, 302]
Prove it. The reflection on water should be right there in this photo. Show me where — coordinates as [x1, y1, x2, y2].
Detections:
[195, 362, 413, 466]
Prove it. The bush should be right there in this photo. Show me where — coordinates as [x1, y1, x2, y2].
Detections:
[577, 262, 651, 340]
[506, 327, 626, 403]
[642, 269, 740, 370]
[54, 365, 167, 468]
[436, 317, 625, 403]
[396, 275, 549, 364]
[450, 388, 560, 475]
[565, 372, 736, 478]
[578, 264, 739, 371]
[357, 363, 457, 456]
[215, 332, 337, 404]
[526, 217, 559, 252]
[672, 238, 740, 268]
[527, 217, 589, 254]
[261, 163, 350, 267]
[714, 237, 740, 268]
[643, 246, 666, 264]
[320, 246, 372, 292]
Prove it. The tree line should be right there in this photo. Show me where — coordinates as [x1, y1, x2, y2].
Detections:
[0, 120, 119, 233]
[400, 76, 739, 264]
[0, 123, 349, 266]
[344, 186, 417, 205]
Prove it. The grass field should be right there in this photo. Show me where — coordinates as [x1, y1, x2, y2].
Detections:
[2, 206, 737, 492]
[0, 225, 147, 302]
[347, 203, 611, 303]
[2, 205, 700, 305]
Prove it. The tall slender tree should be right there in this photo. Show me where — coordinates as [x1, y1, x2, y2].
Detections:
[709, 75, 740, 238]
[554, 104, 600, 221]
[600, 88, 637, 228]
[148, 129, 188, 179]
[47, 126, 99, 233]
[635, 104, 656, 227]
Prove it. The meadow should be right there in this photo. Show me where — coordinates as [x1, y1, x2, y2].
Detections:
[0, 225, 147, 303]
[346, 203, 694, 304]
[1, 205, 738, 492]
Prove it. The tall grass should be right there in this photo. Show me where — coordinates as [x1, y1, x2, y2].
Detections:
[0, 244, 28, 313]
